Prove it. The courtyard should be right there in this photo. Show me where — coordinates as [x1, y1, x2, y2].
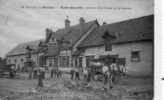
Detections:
[0, 73, 153, 100]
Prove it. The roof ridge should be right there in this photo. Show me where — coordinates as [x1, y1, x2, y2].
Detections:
[101, 14, 154, 28]
[55, 19, 97, 33]
[15, 39, 44, 46]
[77, 14, 154, 48]
[6, 39, 44, 56]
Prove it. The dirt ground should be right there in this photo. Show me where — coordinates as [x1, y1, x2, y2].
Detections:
[0, 73, 153, 100]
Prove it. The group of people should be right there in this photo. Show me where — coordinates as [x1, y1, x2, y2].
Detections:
[50, 67, 62, 79]
[102, 62, 127, 89]
[69, 62, 127, 89]
[70, 67, 81, 80]
[32, 67, 62, 80]
[33, 67, 46, 79]
[70, 67, 95, 83]
[9, 65, 17, 78]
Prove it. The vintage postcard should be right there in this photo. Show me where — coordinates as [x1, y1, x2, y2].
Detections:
[0, 0, 155, 100]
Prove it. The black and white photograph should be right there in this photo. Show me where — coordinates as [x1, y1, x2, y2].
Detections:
[0, 0, 155, 100]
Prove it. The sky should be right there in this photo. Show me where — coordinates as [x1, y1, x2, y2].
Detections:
[0, 0, 154, 57]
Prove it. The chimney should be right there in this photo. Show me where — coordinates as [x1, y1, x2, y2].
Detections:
[65, 16, 70, 29]
[79, 17, 85, 25]
[79, 17, 85, 33]
[45, 28, 52, 41]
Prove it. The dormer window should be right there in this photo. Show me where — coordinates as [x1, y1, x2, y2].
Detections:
[102, 31, 116, 40]
[102, 31, 113, 51]
[102, 31, 110, 40]
[50, 37, 57, 44]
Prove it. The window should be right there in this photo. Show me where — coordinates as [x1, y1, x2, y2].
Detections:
[54, 56, 58, 66]
[131, 51, 140, 62]
[51, 38, 57, 45]
[39, 56, 46, 67]
[59, 56, 69, 67]
[79, 57, 83, 67]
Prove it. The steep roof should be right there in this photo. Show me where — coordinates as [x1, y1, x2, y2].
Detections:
[46, 20, 99, 56]
[51, 20, 99, 48]
[7, 40, 44, 56]
[78, 15, 154, 48]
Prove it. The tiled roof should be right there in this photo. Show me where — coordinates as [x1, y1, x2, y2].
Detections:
[46, 20, 99, 56]
[78, 15, 154, 48]
[7, 40, 44, 56]
[51, 20, 99, 48]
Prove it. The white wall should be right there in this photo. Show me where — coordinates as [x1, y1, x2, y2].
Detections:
[82, 41, 153, 76]
[84, 46, 108, 56]
[7, 53, 39, 70]
[7, 55, 27, 69]
[110, 41, 153, 76]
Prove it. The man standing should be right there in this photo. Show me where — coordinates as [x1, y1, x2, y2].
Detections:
[83, 67, 88, 81]
[110, 62, 118, 84]
[87, 67, 92, 82]
[119, 64, 127, 76]
[37, 69, 44, 87]
[50, 67, 54, 78]
[75, 68, 80, 80]
[9, 65, 16, 78]
[102, 63, 109, 85]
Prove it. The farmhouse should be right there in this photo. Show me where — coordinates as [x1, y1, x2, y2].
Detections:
[77, 15, 154, 76]
[5, 15, 153, 76]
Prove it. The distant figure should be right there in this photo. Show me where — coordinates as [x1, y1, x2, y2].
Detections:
[90, 66, 95, 81]
[83, 67, 88, 81]
[87, 67, 92, 82]
[54, 67, 58, 79]
[119, 64, 126, 76]
[39, 67, 45, 79]
[9, 65, 16, 78]
[102, 64, 109, 85]
[50, 68, 53, 78]
[74, 68, 80, 80]
[57, 70, 62, 78]
[33, 69, 38, 79]
[37, 70, 44, 87]
[70, 68, 75, 80]
[110, 63, 118, 84]
[51, 67, 55, 79]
